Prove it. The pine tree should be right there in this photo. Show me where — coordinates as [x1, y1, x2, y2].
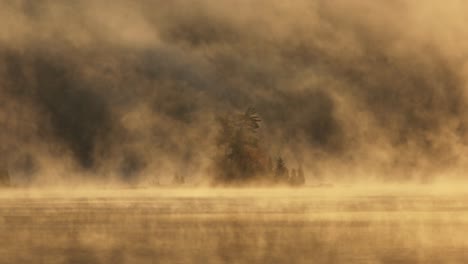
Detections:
[215, 107, 266, 183]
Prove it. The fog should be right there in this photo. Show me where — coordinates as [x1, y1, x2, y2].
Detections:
[2, 186, 468, 263]
[1, 0, 468, 185]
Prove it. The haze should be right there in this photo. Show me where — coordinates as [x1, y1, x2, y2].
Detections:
[2, 1, 468, 263]
[2, 0, 468, 185]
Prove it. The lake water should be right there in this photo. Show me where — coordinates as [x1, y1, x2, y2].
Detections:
[1, 187, 467, 263]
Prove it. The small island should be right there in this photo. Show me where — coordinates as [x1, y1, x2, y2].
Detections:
[213, 107, 305, 186]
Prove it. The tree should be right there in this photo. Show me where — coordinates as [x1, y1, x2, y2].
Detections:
[285, 165, 306, 186]
[215, 107, 267, 183]
[173, 173, 185, 185]
[274, 157, 288, 183]
[214, 107, 306, 186]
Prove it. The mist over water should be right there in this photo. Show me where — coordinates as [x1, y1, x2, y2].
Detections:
[2, 2, 468, 263]
[0, 0, 467, 184]
[1, 187, 468, 264]
[0, 3, 468, 264]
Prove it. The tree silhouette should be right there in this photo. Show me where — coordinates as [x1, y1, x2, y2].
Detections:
[215, 107, 267, 183]
[173, 173, 185, 185]
[214, 107, 306, 186]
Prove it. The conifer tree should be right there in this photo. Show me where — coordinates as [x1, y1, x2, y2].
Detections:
[215, 107, 266, 183]
[275, 157, 288, 183]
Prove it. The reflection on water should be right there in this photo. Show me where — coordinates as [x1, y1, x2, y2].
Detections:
[1, 188, 468, 264]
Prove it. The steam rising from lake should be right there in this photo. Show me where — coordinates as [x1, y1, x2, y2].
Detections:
[2, 187, 468, 263]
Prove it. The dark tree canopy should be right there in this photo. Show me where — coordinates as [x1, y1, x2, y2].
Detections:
[214, 107, 267, 183]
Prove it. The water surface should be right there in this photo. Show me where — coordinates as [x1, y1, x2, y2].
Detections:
[1, 187, 467, 263]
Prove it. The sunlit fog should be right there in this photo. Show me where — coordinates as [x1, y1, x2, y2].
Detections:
[1, 1, 468, 263]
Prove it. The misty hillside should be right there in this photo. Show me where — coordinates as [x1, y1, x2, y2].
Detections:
[1, 0, 468, 185]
